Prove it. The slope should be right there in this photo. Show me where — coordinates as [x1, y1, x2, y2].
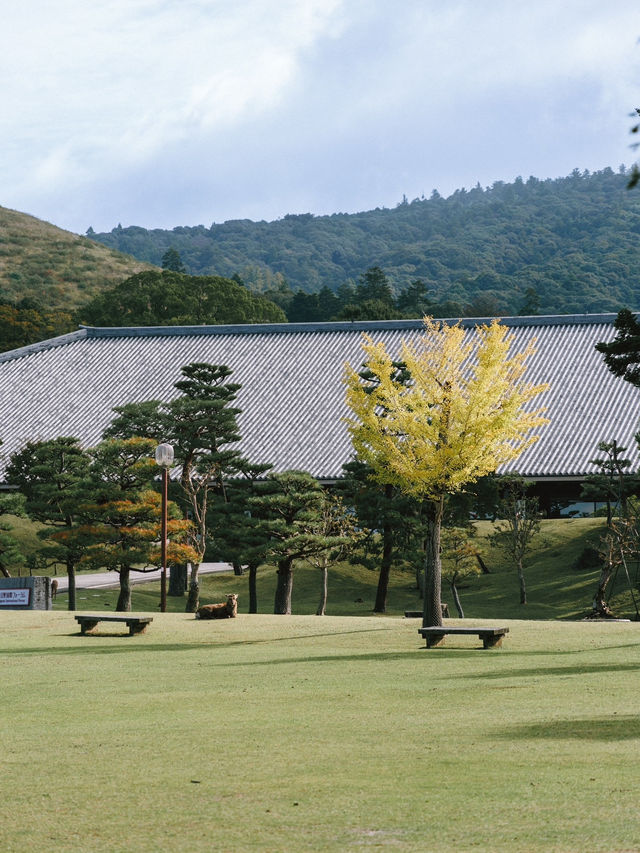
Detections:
[0, 205, 156, 309]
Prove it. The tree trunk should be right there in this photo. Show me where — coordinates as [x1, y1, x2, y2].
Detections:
[185, 562, 200, 612]
[248, 562, 258, 614]
[67, 560, 76, 611]
[450, 575, 464, 618]
[116, 567, 131, 612]
[274, 557, 294, 615]
[517, 558, 527, 605]
[373, 483, 394, 613]
[316, 558, 328, 616]
[422, 496, 445, 627]
[233, 561, 244, 576]
[169, 564, 187, 597]
[476, 553, 491, 574]
[0, 566, 10, 578]
[593, 542, 614, 616]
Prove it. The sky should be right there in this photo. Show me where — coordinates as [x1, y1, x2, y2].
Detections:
[2, 0, 639, 235]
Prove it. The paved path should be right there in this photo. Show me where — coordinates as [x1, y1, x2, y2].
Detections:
[53, 562, 233, 592]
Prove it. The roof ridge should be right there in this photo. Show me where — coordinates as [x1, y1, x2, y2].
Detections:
[79, 313, 623, 339]
[0, 328, 88, 363]
[0, 313, 626, 363]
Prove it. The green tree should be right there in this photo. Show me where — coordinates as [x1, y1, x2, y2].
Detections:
[344, 318, 548, 626]
[581, 440, 638, 526]
[6, 437, 90, 609]
[207, 459, 273, 614]
[161, 247, 186, 273]
[248, 471, 346, 615]
[396, 279, 432, 317]
[304, 493, 364, 616]
[356, 267, 395, 307]
[78, 270, 287, 327]
[340, 457, 427, 611]
[103, 363, 248, 612]
[441, 524, 482, 618]
[78, 437, 196, 611]
[595, 309, 640, 386]
[0, 486, 26, 577]
[490, 478, 542, 605]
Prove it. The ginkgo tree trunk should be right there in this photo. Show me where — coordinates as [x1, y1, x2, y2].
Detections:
[344, 317, 549, 627]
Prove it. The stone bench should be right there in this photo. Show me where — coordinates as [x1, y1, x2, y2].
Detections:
[418, 626, 508, 649]
[75, 615, 153, 636]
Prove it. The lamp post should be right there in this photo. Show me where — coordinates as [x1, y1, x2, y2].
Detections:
[155, 443, 174, 613]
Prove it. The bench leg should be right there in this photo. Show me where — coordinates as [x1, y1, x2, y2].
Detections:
[482, 635, 503, 648]
[426, 633, 446, 648]
[128, 623, 148, 635]
[79, 620, 99, 635]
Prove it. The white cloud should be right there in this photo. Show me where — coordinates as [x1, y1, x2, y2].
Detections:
[1, 0, 638, 232]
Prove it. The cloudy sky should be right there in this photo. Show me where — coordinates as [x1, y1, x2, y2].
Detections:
[2, 0, 638, 235]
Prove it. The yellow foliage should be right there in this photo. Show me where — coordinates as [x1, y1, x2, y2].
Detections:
[344, 318, 549, 500]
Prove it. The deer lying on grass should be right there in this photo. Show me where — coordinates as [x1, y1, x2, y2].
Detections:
[195, 594, 238, 619]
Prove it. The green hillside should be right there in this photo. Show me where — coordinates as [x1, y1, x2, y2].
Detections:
[89, 167, 640, 316]
[44, 517, 632, 623]
[0, 205, 156, 309]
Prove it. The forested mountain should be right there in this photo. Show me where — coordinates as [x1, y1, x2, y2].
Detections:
[89, 168, 640, 316]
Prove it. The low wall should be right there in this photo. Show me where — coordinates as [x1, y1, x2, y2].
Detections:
[0, 577, 52, 610]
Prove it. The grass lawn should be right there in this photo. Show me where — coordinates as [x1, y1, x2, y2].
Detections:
[2, 612, 640, 852]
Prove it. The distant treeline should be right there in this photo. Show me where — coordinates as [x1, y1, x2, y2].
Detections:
[89, 167, 640, 316]
[3, 167, 640, 354]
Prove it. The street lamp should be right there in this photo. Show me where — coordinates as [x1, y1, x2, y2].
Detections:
[155, 443, 174, 613]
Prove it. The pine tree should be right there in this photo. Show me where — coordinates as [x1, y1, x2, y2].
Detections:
[6, 437, 90, 607]
[78, 437, 196, 611]
[247, 471, 347, 615]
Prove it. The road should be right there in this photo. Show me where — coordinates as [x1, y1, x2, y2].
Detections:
[53, 562, 233, 592]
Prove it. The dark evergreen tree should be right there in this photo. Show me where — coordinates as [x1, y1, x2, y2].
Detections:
[6, 437, 90, 607]
[595, 309, 640, 386]
[207, 459, 273, 613]
[102, 362, 248, 612]
[161, 247, 186, 272]
[356, 267, 395, 307]
[247, 471, 346, 615]
[0, 441, 26, 577]
[396, 279, 432, 317]
[77, 437, 195, 611]
[581, 440, 638, 526]
[340, 458, 428, 611]
[78, 270, 286, 327]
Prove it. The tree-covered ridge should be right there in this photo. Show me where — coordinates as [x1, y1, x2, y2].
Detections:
[89, 168, 640, 315]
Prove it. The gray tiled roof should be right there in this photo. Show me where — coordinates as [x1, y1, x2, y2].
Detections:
[1, 314, 639, 481]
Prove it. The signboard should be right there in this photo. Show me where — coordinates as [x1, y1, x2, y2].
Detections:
[0, 588, 31, 606]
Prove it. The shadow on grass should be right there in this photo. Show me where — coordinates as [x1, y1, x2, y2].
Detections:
[460, 651, 640, 681]
[497, 715, 640, 741]
[0, 626, 401, 657]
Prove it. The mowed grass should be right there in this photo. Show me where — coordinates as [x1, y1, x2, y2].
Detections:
[2, 612, 640, 852]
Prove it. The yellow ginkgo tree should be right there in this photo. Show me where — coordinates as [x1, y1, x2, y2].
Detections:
[344, 318, 549, 626]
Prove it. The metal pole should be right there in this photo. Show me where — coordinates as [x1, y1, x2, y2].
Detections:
[161, 466, 168, 613]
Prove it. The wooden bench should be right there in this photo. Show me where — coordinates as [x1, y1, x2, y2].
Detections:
[418, 626, 508, 649]
[75, 615, 153, 636]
